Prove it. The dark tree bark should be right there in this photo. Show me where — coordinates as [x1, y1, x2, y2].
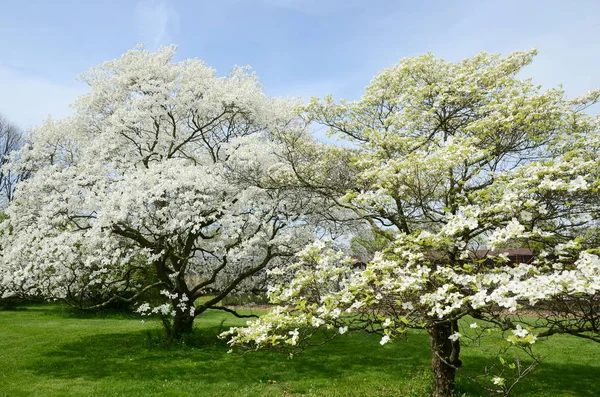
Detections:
[172, 299, 195, 338]
[428, 320, 462, 397]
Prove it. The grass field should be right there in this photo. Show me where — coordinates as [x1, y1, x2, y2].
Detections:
[0, 304, 599, 397]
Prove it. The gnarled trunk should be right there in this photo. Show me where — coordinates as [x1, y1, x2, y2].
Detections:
[169, 294, 195, 339]
[428, 320, 462, 397]
[172, 310, 194, 338]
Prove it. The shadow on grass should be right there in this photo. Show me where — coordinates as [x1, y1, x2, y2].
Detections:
[455, 351, 600, 397]
[53, 306, 140, 320]
[27, 321, 600, 396]
[0, 305, 30, 311]
[29, 325, 431, 386]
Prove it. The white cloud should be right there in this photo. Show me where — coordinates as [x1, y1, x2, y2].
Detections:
[134, 0, 180, 49]
[0, 67, 87, 130]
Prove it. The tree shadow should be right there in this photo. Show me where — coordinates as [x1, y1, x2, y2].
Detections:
[28, 324, 599, 396]
[29, 326, 432, 387]
[456, 351, 600, 397]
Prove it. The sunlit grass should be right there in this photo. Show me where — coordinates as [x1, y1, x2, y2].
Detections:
[0, 304, 598, 396]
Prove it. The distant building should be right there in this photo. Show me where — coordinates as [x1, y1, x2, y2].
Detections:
[351, 248, 535, 270]
[471, 248, 534, 264]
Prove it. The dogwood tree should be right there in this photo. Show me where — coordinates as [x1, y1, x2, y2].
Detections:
[0, 46, 319, 338]
[225, 50, 600, 396]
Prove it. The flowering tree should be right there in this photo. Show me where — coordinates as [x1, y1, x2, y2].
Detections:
[225, 51, 600, 396]
[0, 46, 318, 338]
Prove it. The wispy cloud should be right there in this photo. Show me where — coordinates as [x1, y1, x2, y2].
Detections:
[259, 0, 358, 15]
[134, 0, 180, 49]
[0, 66, 87, 130]
[259, 0, 318, 13]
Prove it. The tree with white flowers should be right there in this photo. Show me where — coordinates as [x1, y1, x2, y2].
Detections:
[225, 50, 600, 396]
[0, 46, 320, 338]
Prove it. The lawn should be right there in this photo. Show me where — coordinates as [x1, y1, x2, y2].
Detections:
[0, 304, 599, 397]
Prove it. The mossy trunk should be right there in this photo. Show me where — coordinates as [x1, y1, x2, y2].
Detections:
[428, 320, 462, 397]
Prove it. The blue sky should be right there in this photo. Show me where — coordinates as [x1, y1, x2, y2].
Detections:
[1, 0, 599, 130]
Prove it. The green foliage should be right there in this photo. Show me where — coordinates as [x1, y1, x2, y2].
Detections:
[350, 227, 392, 261]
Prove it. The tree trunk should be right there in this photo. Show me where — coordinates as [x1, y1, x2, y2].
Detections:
[170, 296, 195, 339]
[428, 321, 462, 397]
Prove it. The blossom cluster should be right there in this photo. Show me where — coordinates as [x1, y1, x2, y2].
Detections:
[225, 50, 600, 356]
[0, 46, 317, 317]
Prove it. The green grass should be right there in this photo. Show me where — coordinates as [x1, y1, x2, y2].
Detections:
[0, 305, 599, 396]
